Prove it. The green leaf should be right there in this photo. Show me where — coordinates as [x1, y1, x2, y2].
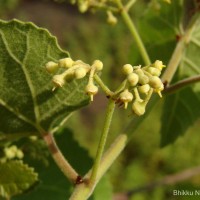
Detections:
[0, 19, 89, 137]
[134, 0, 183, 65]
[161, 87, 200, 146]
[0, 160, 38, 199]
[13, 128, 93, 200]
[160, 15, 200, 146]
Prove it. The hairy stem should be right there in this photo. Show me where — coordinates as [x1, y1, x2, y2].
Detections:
[115, 0, 151, 65]
[42, 132, 79, 183]
[89, 99, 115, 186]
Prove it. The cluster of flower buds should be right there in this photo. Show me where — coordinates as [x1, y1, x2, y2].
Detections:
[4, 145, 24, 160]
[45, 58, 103, 101]
[118, 60, 165, 116]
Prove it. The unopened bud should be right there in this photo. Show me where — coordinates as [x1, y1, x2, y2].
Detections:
[52, 74, 65, 88]
[139, 75, 149, 85]
[74, 67, 87, 79]
[138, 84, 150, 94]
[93, 60, 103, 71]
[122, 64, 133, 75]
[45, 61, 59, 73]
[85, 84, 98, 101]
[107, 11, 117, 25]
[154, 60, 165, 70]
[127, 73, 139, 86]
[58, 58, 74, 68]
[132, 101, 146, 116]
[119, 89, 133, 109]
[149, 76, 163, 89]
[146, 67, 161, 76]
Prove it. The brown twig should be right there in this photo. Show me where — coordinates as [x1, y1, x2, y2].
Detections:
[164, 74, 200, 94]
[42, 132, 81, 184]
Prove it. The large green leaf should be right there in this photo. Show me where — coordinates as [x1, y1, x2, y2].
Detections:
[160, 15, 200, 146]
[13, 128, 93, 200]
[0, 19, 89, 137]
[0, 160, 38, 199]
[161, 87, 200, 146]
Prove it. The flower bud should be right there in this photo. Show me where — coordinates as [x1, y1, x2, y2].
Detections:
[58, 58, 74, 68]
[154, 60, 165, 70]
[16, 150, 24, 159]
[85, 83, 98, 101]
[149, 76, 163, 89]
[92, 60, 103, 71]
[122, 64, 133, 75]
[45, 61, 59, 73]
[132, 101, 146, 116]
[107, 11, 118, 25]
[138, 75, 149, 85]
[146, 67, 161, 76]
[74, 67, 87, 79]
[127, 73, 139, 86]
[138, 84, 150, 94]
[154, 83, 164, 97]
[79, 1, 89, 13]
[4, 147, 15, 159]
[119, 89, 133, 109]
[134, 68, 144, 76]
[52, 74, 65, 87]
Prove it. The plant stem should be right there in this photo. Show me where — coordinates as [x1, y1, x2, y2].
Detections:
[164, 74, 200, 94]
[161, 12, 200, 85]
[115, 0, 151, 65]
[94, 74, 114, 96]
[70, 134, 127, 200]
[42, 132, 79, 183]
[89, 99, 115, 186]
[125, 0, 137, 11]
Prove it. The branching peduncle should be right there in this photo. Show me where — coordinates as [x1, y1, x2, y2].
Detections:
[94, 74, 114, 96]
[114, 0, 151, 65]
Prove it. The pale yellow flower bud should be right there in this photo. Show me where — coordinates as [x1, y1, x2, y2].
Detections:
[138, 84, 150, 94]
[85, 84, 98, 101]
[154, 60, 165, 70]
[139, 75, 149, 85]
[127, 73, 139, 86]
[132, 101, 146, 116]
[58, 58, 74, 68]
[146, 67, 161, 76]
[52, 74, 65, 87]
[16, 150, 24, 159]
[74, 67, 87, 79]
[149, 76, 163, 89]
[122, 64, 133, 75]
[45, 61, 59, 73]
[107, 11, 118, 25]
[92, 60, 103, 71]
[119, 89, 133, 109]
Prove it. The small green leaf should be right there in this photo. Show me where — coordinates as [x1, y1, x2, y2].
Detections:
[0, 19, 89, 137]
[0, 160, 38, 199]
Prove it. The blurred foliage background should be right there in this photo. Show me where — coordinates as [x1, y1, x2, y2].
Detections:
[1, 0, 200, 199]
